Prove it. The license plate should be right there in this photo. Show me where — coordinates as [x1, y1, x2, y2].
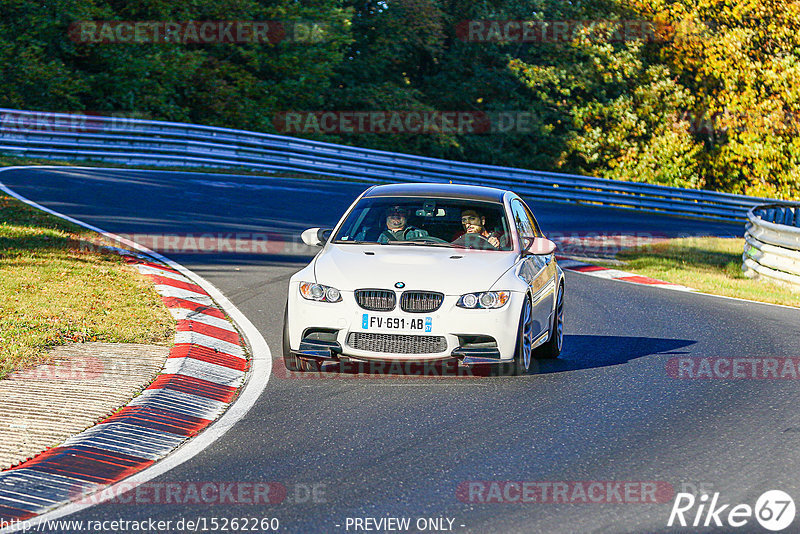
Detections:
[361, 314, 433, 333]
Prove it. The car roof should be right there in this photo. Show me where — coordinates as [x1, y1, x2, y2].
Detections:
[362, 183, 508, 203]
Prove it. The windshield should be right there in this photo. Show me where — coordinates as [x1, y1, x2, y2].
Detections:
[332, 196, 512, 251]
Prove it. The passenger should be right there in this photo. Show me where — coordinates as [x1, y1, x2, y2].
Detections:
[377, 205, 429, 243]
[454, 208, 503, 249]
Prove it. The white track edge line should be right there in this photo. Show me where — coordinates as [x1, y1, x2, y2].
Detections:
[0, 167, 272, 532]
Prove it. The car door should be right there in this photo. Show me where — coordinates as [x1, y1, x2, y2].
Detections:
[510, 199, 555, 338]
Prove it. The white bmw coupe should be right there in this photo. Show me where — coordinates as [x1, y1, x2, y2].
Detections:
[283, 183, 564, 375]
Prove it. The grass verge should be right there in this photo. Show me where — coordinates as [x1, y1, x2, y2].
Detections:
[607, 237, 800, 307]
[0, 193, 175, 380]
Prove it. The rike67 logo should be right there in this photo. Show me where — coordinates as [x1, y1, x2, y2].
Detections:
[668, 490, 795, 531]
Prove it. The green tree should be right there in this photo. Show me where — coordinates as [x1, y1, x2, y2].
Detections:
[636, 0, 800, 198]
[0, 0, 353, 131]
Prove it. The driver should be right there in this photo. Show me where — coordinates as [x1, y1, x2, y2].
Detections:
[456, 208, 502, 248]
[377, 205, 429, 243]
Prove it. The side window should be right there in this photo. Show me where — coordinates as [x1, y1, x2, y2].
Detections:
[521, 201, 543, 237]
[510, 200, 535, 249]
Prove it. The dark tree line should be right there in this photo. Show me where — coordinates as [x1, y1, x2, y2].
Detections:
[1, 0, 797, 199]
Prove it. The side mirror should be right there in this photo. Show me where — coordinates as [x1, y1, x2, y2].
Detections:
[525, 237, 556, 256]
[301, 227, 332, 247]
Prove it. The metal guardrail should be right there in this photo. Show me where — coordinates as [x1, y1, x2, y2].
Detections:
[0, 108, 779, 222]
[743, 204, 800, 288]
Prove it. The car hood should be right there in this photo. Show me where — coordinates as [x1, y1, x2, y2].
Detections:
[313, 243, 518, 294]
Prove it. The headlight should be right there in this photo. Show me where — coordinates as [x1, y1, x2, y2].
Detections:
[457, 291, 510, 309]
[299, 282, 342, 303]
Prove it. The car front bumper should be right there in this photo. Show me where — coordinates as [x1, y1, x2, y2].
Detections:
[287, 285, 525, 364]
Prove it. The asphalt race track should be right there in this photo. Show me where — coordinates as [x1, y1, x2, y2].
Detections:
[3, 167, 800, 533]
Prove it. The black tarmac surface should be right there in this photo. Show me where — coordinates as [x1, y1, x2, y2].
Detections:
[2, 167, 799, 534]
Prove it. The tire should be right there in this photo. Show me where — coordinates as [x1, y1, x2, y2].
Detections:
[500, 295, 534, 376]
[282, 304, 321, 372]
[534, 282, 564, 360]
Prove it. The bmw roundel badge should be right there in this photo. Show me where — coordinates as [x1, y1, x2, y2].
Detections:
[395, 282, 405, 289]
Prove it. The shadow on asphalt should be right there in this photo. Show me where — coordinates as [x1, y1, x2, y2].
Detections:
[535, 334, 696, 374]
